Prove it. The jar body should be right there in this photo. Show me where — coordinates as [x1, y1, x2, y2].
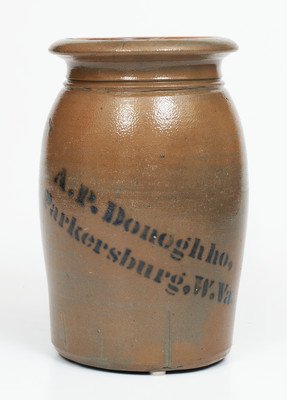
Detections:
[40, 54, 247, 371]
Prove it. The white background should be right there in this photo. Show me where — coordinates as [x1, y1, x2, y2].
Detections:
[1, 0, 286, 399]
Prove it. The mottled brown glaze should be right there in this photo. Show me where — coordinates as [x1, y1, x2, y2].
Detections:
[40, 37, 248, 372]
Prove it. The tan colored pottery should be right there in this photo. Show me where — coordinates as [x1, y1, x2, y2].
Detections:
[40, 37, 248, 372]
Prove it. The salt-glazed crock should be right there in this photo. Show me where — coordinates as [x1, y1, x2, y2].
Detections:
[40, 37, 248, 373]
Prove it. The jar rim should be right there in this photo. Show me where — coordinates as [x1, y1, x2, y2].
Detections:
[49, 37, 238, 57]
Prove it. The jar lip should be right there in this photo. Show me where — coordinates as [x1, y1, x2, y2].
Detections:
[49, 37, 238, 57]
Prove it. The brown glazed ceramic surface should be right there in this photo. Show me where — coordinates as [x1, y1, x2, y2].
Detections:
[40, 37, 248, 372]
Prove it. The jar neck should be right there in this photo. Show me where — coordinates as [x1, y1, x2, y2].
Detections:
[51, 37, 237, 84]
[65, 59, 222, 83]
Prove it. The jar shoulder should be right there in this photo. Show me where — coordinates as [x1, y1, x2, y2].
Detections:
[48, 86, 243, 140]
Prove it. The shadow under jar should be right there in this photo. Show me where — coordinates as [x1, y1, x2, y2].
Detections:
[40, 37, 248, 373]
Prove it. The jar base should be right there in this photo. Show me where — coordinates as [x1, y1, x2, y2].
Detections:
[55, 346, 230, 373]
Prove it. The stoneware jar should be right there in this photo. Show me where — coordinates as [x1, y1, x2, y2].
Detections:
[40, 37, 248, 373]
